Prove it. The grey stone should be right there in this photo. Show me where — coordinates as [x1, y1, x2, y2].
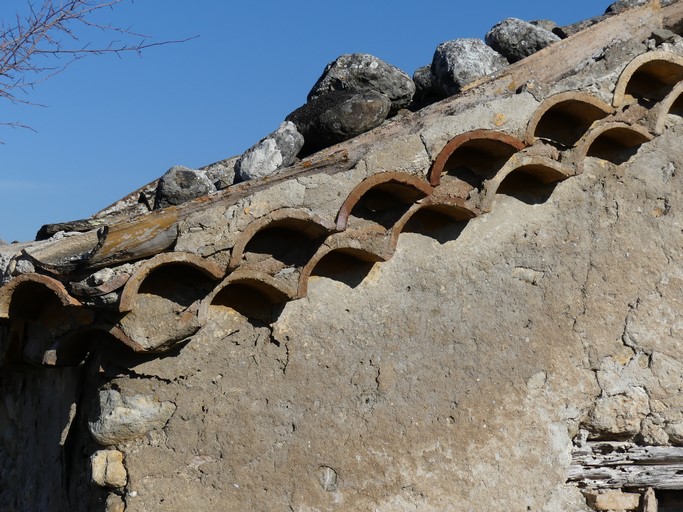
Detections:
[200, 156, 238, 190]
[236, 121, 304, 182]
[530, 19, 558, 32]
[154, 165, 215, 210]
[485, 18, 560, 63]
[553, 16, 606, 39]
[604, 0, 672, 14]
[431, 38, 508, 97]
[650, 28, 677, 45]
[308, 53, 415, 113]
[286, 90, 391, 153]
[411, 65, 443, 106]
[88, 389, 176, 446]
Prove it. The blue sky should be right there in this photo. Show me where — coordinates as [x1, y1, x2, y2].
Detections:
[0, 1, 604, 242]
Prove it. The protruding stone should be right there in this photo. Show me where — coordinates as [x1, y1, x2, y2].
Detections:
[105, 493, 126, 512]
[308, 53, 415, 113]
[286, 90, 391, 154]
[317, 466, 339, 492]
[431, 39, 508, 97]
[585, 490, 641, 511]
[91, 449, 127, 488]
[587, 388, 649, 436]
[88, 389, 176, 446]
[485, 18, 560, 63]
[154, 166, 215, 209]
[236, 121, 304, 182]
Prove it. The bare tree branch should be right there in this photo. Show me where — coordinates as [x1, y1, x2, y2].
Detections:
[0, 0, 194, 121]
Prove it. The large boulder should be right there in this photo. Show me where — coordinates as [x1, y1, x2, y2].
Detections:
[236, 121, 304, 182]
[307, 53, 415, 113]
[431, 38, 508, 97]
[154, 165, 215, 209]
[485, 18, 560, 63]
[286, 90, 391, 154]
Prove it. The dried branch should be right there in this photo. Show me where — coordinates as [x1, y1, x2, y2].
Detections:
[0, 0, 193, 109]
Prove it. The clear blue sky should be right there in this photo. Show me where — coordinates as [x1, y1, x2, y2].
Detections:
[0, 0, 605, 242]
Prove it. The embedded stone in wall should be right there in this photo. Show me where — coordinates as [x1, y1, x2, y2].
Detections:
[88, 389, 176, 446]
[91, 449, 127, 488]
[431, 38, 508, 96]
[236, 121, 304, 182]
[586, 388, 649, 437]
[585, 490, 641, 511]
[485, 18, 560, 63]
[308, 53, 415, 113]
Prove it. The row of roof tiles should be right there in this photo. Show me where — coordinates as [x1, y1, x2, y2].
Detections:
[1, 46, 682, 365]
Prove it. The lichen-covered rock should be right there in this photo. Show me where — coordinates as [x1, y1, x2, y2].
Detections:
[236, 121, 304, 182]
[308, 53, 415, 113]
[431, 38, 508, 96]
[286, 90, 391, 153]
[200, 156, 238, 190]
[485, 18, 560, 63]
[88, 389, 176, 446]
[154, 165, 215, 209]
[604, 0, 673, 14]
[90, 450, 127, 488]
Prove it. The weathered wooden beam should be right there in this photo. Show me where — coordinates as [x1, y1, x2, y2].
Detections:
[569, 442, 683, 490]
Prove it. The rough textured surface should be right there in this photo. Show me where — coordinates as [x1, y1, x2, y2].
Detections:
[431, 38, 508, 96]
[88, 390, 176, 446]
[308, 53, 415, 113]
[286, 90, 391, 153]
[236, 121, 304, 182]
[412, 65, 442, 106]
[4, 4, 683, 512]
[485, 18, 560, 63]
[91, 450, 127, 488]
[154, 166, 215, 209]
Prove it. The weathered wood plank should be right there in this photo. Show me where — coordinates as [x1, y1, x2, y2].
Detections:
[568, 463, 683, 490]
[570, 441, 683, 490]
[573, 442, 683, 466]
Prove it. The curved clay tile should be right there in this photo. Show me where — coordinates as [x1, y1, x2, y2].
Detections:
[525, 91, 613, 148]
[613, 50, 683, 107]
[199, 270, 295, 323]
[428, 130, 526, 187]
[480, 155, 574, 212]
[336, 172, 433, 231]
[298, 226, 391, 298]
[229, 208, 336, 270]
[390, 196, 478, 249]
[573, 121, 653, 172]
[119, 252, 225, 312]
[653, 81, 683, 134]
[0, 273, 81, 320]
